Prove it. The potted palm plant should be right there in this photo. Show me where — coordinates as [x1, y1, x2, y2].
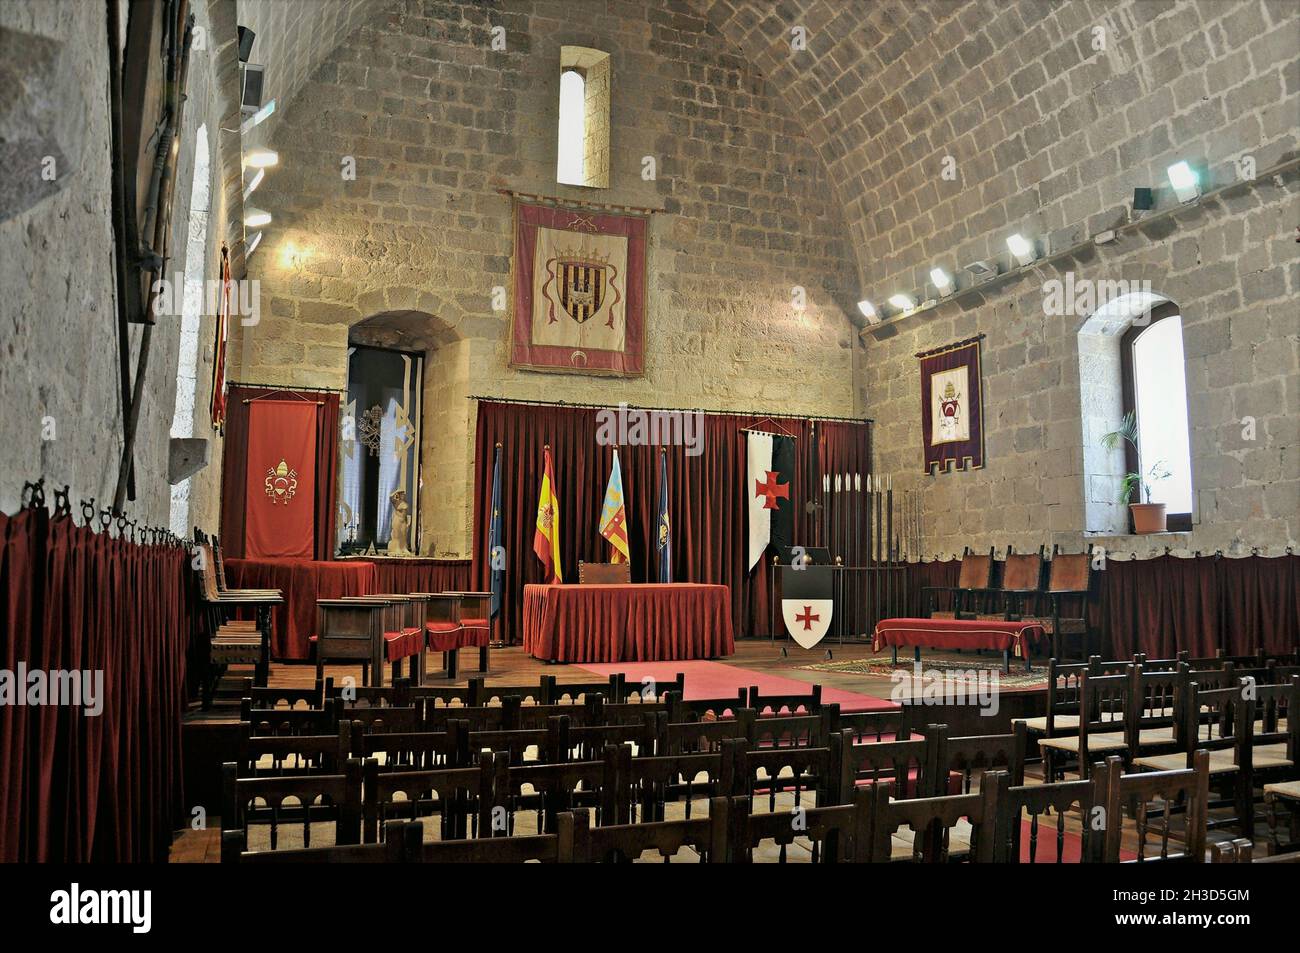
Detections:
[1101, 412, 1171, 534]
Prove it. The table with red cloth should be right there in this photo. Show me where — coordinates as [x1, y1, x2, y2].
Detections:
[872, 617, 1045, 672]
[522, 583, 734, 663]
[226, 558, 377, 660]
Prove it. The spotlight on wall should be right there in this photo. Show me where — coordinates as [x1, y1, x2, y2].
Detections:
[1167, 161, 1200, 203]
[244, 208, 272, 228]
[929, 267, 953, 296]
[888, 293, 916, 313]
[236, 26, 257, 63]
[1006, 233, 1037, 267]
[1132, 187, 1155, 212]
[242, 167, 265, 201]
[247, 231, 263, 257]
[244, 149, 279, 169]
[964, 259, 1000, 283]
[857, 299, 880, 324]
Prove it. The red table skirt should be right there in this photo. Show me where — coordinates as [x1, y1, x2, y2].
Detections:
[522, 583, 734, 663]
[872, 617, 1045, 659]
[226, 558, 377, 660]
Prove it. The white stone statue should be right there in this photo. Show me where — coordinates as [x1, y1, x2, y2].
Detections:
[386, 489, 412, 556]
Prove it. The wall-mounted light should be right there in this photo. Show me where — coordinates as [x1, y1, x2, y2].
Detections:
[856, 299, 880, 324]
[242, 167, 265, 201]
[1006, 233, 1037, 267]
[1167, 161, 1200, 202]
[246, 231, 263, 257]
[244, 208, 272, 228]
[244, 148, 279, 169]
[964, 259, 1000, 282]
[888, 293, 915, 313]
[929, 267, 953, 296]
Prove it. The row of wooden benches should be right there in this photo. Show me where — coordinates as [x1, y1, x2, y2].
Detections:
[223, 749, 1224, 864]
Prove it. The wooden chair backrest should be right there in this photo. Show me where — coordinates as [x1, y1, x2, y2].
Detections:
[221, 758, 363, 850]
[1001, 553, 1042, 591]
[940, 722, 1028, 791]
[1101, 751, 1208, 862]
[956, 554, 994, 589]
[570, 796, 729, 862]
[748, 683, 821, 716]
[992, 773, 1104, 863]
[867, 778, 1000, 862]
[839, 731, 933, 801]
[731, 787, 872, 863]
[1047, 553, 1091, 593]
[578, 561, 631, 584]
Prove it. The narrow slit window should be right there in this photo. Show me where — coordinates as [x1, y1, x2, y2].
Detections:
[556, 68, 586, 185]
[557, 47, 610, 188]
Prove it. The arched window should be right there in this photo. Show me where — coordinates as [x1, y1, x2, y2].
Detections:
[556, 47, 610, 188]
[556, 68, 586, 185]
[1120, 302, 1194, 530]
[169, 123, 210, 537]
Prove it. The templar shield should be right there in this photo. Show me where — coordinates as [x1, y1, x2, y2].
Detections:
[781, 564, 834, 650]
[558, 259, 607, 324]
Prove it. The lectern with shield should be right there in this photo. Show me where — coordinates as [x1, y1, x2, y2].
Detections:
[779, 564, 835, 650]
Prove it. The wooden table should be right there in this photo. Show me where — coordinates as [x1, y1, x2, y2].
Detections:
[872, 617, 1046, 673]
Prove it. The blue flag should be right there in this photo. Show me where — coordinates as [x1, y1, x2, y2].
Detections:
[488, 444, 504, 619]
[656, 450, 671, 583]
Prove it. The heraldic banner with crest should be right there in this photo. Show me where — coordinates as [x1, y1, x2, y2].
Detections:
[918, 336, 985, 473]
[511, 199, 647, 376]
[244, 400, 318, 558]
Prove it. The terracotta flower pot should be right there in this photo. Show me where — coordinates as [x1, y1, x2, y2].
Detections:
[1130, 502, 1167, 534]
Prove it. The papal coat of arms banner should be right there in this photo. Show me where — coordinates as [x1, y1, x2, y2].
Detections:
[918, 336, 985, 473]
[244, 400, 318, 558]
[511, 199, 647, 376]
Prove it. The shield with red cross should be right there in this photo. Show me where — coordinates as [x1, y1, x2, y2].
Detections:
[780, 564, 834, 650]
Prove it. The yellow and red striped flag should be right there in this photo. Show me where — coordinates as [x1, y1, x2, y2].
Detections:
[533, 445, 563, 583]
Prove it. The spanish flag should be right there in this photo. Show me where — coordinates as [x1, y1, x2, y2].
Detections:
[533, 445, 563, 583]
[599, 449, 630, 564]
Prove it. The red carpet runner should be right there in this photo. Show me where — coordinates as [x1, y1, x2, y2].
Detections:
[579, 659, 897, 712]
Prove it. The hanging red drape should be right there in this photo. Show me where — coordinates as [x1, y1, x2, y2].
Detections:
[469, 400, 872, 643]
[220, 386, 340, 559]
[0, 504, 192, 863]
[244, 400, 318, 559]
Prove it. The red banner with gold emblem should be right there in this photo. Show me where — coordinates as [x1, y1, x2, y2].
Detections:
[244, 400, 318, 558]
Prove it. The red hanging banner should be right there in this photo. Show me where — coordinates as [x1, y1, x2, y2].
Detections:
[244, 400, 318, 558]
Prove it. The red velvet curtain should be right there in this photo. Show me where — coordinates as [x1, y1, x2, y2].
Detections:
[907, 554, 1298, 658]
[220, 386, 340, 559]
[0, 504, 192, 863]
[371, 558, 471, 595]
[470, 400, 871, 642]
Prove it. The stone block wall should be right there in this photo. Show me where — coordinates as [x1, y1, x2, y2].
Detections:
[231, 0, 861, 556]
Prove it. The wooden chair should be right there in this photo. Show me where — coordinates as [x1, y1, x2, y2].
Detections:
[990, 547, 1045, 622]
[866, 775, 1001, 862]
[615, 744, 738, 824]
[221, 758, 363, 852]
[354, 722, 468, 772]
[838, 731, 934, 802]
[748, 683, 822, 716]
[1263, 780, 1300, 855]
[670, 690, 748, 723]
[663, 709, 756, 755]
[991, 772, 1105, 863]
[222, 821, 404, 864]
[615, 670, 685, 702]
[735, 740, 838, 814]
[1123, 665, 1185, 762]
[834, 706, 915, 745]
[238, 678, 325, 711]
[415, 592, 464, 679]
[1038, 668, 1131, 782]
[937, 722, 1028, 794]
[234, 720, 350, 777]
[400, 816, 576, 862]
[730, 786, 872, 863]
[577, 561, 631, 585]
[569, 795, 729, 862]
[362, 752, 502, 842]
[194, 541, 282, 704]
[443, 591, 493, 673]
[501, 754, 613, 835]
[1024, 548, 1094, 661]
[1015, 658, 1087, 747]
[1131, 680, 1256, 838]
[922, 547, 995, 619]
[1101, 751, 1209, 862]
[541, 673, 621, 704]
[240, 697, 338, 737]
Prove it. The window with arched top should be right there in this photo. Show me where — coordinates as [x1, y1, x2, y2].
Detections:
[557, 47, 610, 188]
[169, 123, 210, 537]
[1120, 302, 1194, 530]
